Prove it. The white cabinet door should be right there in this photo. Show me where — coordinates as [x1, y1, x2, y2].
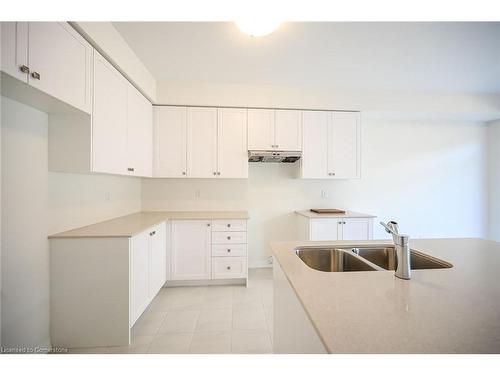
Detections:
[217, 108, 248, 178]
[149, 223, 166, 299]
[154, 106, 187, 178]
[187, 107, 217, 178]
[130, 231, 150, 326]
[92, 52, 128, 175]
[328, 112, 360, 178]
[341, 218, 372, 240]
[275, 110, 302, 151]
[310, 219, 341, 241]
[1, 22, 29, 82]
[301, 111, 329, 178]
[170, 220, 211, 280]
[247, 109, 274, 150]
[127, 82, 153, 177]
[28, 22, 92, 113]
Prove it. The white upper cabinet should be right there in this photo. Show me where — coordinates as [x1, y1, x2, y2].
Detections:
[1, 22, 92, 114]
[301, 111, 329, 178]
[217, 108, 248, 178]
[274, 110, 302, 151]
[154, 106, 187, 178]
[127, 82, 153, 177]
[247, 109, 274, 150]
[187, 107, 218, 178]
[92, 51, 153, 177]
[248, 108, 302, 151]
[302, 111, 360, 179]
[92, 52, 128, 175]
[1, 22, 29, 82]
[328, 112, 360, 179]
[28, 22, 92, 113]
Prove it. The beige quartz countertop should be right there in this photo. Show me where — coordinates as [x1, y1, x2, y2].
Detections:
[272, 238, 500, 353]
[49, 211, 249, 238]
[295, 210, 376, 218]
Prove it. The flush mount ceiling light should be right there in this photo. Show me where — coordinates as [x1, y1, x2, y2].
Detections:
[235, 20, 282, 37]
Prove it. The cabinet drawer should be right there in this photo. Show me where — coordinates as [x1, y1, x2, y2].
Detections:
[212, 244, 247, 257]
[211, 231, 247, 244]
[212, 257, 247, 279]
[212, 220, 247, 232]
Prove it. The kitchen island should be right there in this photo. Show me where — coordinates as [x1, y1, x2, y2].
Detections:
[272, 238, 500, 353]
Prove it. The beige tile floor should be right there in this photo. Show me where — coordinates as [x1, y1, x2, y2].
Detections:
[68, 268, 273, 354]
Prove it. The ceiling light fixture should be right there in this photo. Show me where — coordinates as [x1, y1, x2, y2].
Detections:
[235, 20, 282, 37]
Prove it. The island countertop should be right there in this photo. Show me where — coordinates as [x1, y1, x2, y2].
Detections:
[48, 211, 249, 238]
[271, 238, 500, 353]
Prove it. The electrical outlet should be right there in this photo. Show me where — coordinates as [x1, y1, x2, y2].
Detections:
[321, 190, 329, 199]
[195, 190, 201, 199]
[104, 192, 111, 201]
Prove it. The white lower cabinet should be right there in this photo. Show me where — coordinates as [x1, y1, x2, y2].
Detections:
[129, 231, 150, 326]
[298, 215, 374, 241]
[50, 221, 167, 348]
[168, 219, 248, 283]
[212, 257, 247, 279]
[170, 220, 212, 280]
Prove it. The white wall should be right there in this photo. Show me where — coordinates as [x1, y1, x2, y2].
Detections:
[48, 173, 141, 235]
[488, 120, 500, 241]
[142, 118, 489, 267]
[1, 96, 50, 350]
[1, 96, 142, 350]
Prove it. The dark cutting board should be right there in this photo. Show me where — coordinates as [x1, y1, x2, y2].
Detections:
[310, 208, 346, 214]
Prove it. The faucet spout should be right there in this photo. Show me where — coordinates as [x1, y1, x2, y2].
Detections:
[380, 221, 411, 280]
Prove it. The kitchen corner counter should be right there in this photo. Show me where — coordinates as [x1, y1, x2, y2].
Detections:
[272, 238, 500, 353]
[48, 211, 249, 238]
[295, 210, 376, 218]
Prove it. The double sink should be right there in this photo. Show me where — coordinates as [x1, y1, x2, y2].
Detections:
[296, 245, 452, 272]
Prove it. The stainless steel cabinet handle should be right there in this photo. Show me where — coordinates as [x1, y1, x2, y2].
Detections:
[19, 65, 30, 74]
[31, 71, 40, 80]
[127, 167, 134, 172]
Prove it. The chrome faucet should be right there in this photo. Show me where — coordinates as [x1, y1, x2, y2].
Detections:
[380, 221, 411, 280]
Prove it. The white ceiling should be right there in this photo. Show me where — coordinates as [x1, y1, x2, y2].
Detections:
[113, 22, 500, 93]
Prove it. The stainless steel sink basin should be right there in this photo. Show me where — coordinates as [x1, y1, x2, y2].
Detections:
[351, 246, 453, 270]
[295, 248, 378, 272]
[295, 245, 452, 272]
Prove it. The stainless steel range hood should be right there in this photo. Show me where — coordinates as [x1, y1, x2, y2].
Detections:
[248, 150, 301, 163]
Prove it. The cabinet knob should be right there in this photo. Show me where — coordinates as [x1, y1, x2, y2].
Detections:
[19, 65, 30, 74]
[227, 266, 231, 270]
[217, 172, 221, 176]
[182, 171, 186, 175]
[127, 167, 134, 172]
[207, 223, 211, 227]
[227, 249, 231, 253]
[227, 236, 231, 240]
[149, 231, 156, 236]
[31, 71, 41, 80]
[227, 223, 231, 228]
[213, 172, 217, 176]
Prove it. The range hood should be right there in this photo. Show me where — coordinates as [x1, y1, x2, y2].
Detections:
[248, 150, 301, 163]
